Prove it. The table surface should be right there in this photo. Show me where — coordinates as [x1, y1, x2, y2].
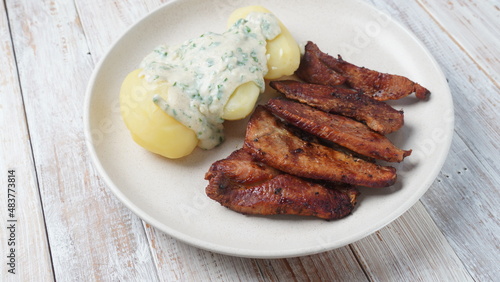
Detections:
[1, 0, 499, 281]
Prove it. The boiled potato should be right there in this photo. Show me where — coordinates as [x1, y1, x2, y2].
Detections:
[121, 7, 300, 159]
[222, 81, 260, 120]
[120, 69, 198, 159]
[120, 70, 259, 158]
[227, 6, 301, 79]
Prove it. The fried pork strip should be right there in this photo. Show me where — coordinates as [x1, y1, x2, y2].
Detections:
[295, 40, 346, 86]
[245, 106, 397, 188]
[303, 41, 430, 101]
[269, 80, 404, 135]
[266, 98, 411, 162]
[205, 148, 359, 220]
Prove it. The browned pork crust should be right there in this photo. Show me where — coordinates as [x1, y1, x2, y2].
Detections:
[205, 149, 359, 220]
[269, 80, 404, 135]
[244, 106, 397, 188]
[266, 98, 411, 162]
[295, 41, 346, 86]
[302, 41, 430, 100]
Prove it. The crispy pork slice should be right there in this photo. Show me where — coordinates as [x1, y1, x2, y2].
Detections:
[205, 148, 359, 220]
[295, 41, 346, 86]
[266, 98, 412, 162]
[303, 41, 430, 100]
[269, 80, 404, 135]
[244, 106, 397, 188]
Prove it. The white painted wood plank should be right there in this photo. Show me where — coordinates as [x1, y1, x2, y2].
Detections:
[417, 0, 500, 84]
[367, 0, 500, 280]
[74, 0, 160, 64]
[0, 2, 54, 281]
[424, 136, 500, 280]
[255, 248, 368, 281]
[352, 202, 473, 281]
[144, 224, 368, 281]
[5, 0, 160, 280]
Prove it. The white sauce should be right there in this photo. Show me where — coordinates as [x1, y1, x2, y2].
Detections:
[139, 12, 281, 149]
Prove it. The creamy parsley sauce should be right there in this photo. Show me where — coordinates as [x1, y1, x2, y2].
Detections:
[139, 12, 281, 149]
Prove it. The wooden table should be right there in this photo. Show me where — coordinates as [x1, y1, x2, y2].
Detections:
[1, 0, 498, 280]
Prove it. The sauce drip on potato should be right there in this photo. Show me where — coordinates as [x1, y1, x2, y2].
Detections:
[120, 6, 300, 158]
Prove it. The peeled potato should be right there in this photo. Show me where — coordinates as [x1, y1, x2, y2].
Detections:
[121, 7, 300, 158]
[120, 69, 198, 159]
[120, 70, 259, 158]
[222, 81, 260, 120]
[227, 6, 301, 79]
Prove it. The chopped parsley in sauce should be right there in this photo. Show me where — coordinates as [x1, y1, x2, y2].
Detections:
[139, 12, 281, 149]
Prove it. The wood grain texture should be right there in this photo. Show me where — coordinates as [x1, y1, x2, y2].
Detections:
[352, 202, 473, 281]
[0, 2, 53, 281]
[145, 224, 369, 281]
[74, 0, 156, 64]
[368, 0, 500, 280]
[5, 0, 159, 280]
[417, 0, 500, 84]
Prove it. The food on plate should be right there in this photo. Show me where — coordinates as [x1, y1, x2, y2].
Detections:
[244, 106, 397, 188]
[295, 41, 346, 86]
[227, 6, 301, 79]
[205, 148, 359, 220]
[301, 41, 431, 101]
[220, 81, 261, 121]
[202, 38, 431, 218]
[269, 80, 404, 135]
[119, 6, 300, 158]
[266, 98, 412, 162]
[120, 69, 198, 158]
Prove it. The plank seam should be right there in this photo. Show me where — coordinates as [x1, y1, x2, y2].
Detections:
[252, 260, 267, 282]
[417, 199, 478, 282]
[348, 244, 371, 281]
[72, 0, 95, 64]
[140, 222, 163, 281]
[415, 0, 500, 89]
[3, 0, 56, 280]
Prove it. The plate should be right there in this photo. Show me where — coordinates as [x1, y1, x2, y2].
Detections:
[84, 0, 453, 258]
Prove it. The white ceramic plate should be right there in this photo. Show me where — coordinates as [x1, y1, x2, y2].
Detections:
[84, 0, 453, 258]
